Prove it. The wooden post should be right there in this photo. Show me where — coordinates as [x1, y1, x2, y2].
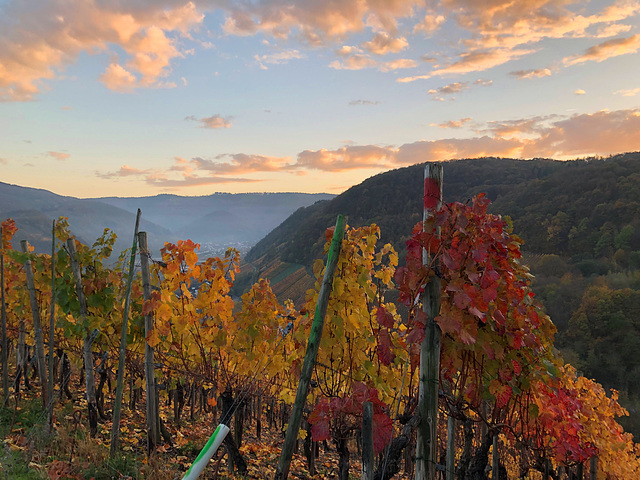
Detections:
[110, 210, 142, 457]
[415, 163, 443, 480]
[589, 457, 597, 480]
[362, 402, 374, 480]
[446, 416, 455, 480]
[139, 231, 158, 454]
[21, 240, 50, 414]
[275, 214, 346, 480]
[48, 220, 56, 432]
[1, 225, 8, 404]
[576, 462, 584, 480]
[67, 238, 98, 436]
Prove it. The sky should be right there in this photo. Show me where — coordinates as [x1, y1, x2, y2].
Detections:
[1, 0, 640, 199]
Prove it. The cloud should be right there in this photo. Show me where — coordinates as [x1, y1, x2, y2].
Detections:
[221, 0, 422, 44]
[144, 175, 260, 188]
[290, 109, 640, 170]
[522, 109, 640, 157]
[93, 109, 640, 184]
[47, 151, 70, 161]
[432, 48, 536, 76]
[0, 1, 204, 100]
[254, 49, 305, 69]
[361, 33, 408, 55]
[293, 145, 394, 171]
[191, 154, 290, 174]
[431, 82, 468, 95]
[329, 51, 377, 70]
[0, 158, 7, 165]
[61, 105, 73, 110]
[96, 159, 262, 187]
[100, 63, 137, 92]
[510, 68, 552, 80]
[480, 116, 554, 138]
[414, 13, 446, 35]
[574, 89, 586, 95]
[431, 118, 473, 129]
[96, 165, 150, 179]
[615, 87, 640, 96]
[380, 58, 417, 72]
[348, 99, 380, 106]
[185, 114, 232, 129]
[563, 35, 640, 66]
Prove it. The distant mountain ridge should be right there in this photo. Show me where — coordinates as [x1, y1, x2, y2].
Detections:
[0, 183, 334, 255]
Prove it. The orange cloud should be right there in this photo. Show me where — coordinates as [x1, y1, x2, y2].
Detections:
[615, 87, 640, 96]
[432, 118, 473, 129]
[0, 1, 204, 100]
[254, 49, 305, 69]
[361, 33, 408, 55]
[329, 50, 377, 70]
[563, 34, 640, 66]
[47, 151, 71, 161]
[222, 0, 422, 43]
[96, 165, 150, 178]
[510, 68, 552, 80]
[99, 63, 137, 92]
[294, 145, 393, 171]
[522, 109, 640, 157]
[185, 114, 232, 129]
[414, 13, 446, 35]
[380, 58, 417, 72]
[395, 137, 524, 164]
[192, 154, 290, 173]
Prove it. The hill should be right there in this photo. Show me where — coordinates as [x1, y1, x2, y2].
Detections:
[0, 183, 333, 256]
[0, 182, 170, 254]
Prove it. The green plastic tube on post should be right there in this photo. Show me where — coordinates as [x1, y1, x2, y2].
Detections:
[181, 424, 230, 480]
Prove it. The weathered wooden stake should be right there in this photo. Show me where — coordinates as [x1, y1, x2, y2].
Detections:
[589, 456, 597, 480]
[110, 209, 142, 457]
[446, 416, 455, 480]
[48, 220, 56, 433]
[67, 237, 98, 436]
[362, 401, 374, 480]
[139, 231, 159, 453]
[415, 163, 443, 480]
[21, 240, 50, 414]
[275, 214, 346, 480]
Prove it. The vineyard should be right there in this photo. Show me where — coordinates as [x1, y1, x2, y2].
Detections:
[1, 169, 640, 480]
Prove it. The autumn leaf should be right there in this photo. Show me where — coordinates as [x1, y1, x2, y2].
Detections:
[377, 328, 396, 365]
[376, 306, 395, 328]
